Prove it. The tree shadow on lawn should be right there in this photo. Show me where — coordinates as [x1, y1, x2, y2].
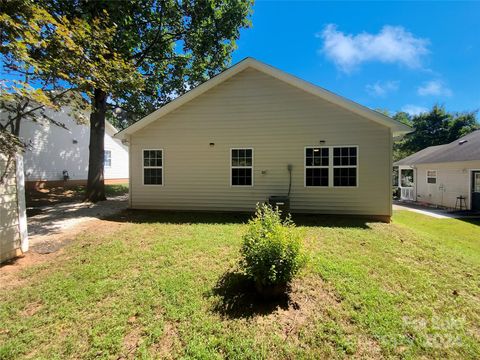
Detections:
[106, 209, 372, 229]
[207, 270, 297, 319]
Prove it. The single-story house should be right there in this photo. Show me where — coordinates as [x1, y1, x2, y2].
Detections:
[394, 130, 480, 210]
[115, 58, 411, 221]
[16, 107, 129, 189]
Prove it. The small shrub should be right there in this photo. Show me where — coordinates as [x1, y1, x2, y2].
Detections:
[240, 203, 305, 292]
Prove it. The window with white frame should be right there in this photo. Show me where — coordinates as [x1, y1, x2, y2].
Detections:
[333, 146, 357, 187]
[143, 149, 163, 185]
[305, 146, 358, 187]
[305, 147, 329, 186]
[426, 170, 437, 184]
[104, 150, 112, 168]
[231, 148, 253, 186]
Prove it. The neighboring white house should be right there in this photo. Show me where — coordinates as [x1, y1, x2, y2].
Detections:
[16, 107, 129, 188]
[394, 130, 480, 211]
[0, 153, 28, 263]
[115, 58, 411, 221]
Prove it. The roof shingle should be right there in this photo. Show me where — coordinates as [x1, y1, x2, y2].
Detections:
[394, 130, 480, 165]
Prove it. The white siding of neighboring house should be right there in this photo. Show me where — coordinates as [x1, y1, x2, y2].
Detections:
[129, 68, 392, 216]
[414, 160, 480, 209]
[0, 154, 28, 263]
[104, 122, 129, 180]
[16, 107, 128, 183]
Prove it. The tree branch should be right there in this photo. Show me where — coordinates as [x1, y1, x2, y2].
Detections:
[6, 88, 75, 124]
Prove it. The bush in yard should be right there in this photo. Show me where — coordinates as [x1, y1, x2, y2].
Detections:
[241, 203, 305, 297]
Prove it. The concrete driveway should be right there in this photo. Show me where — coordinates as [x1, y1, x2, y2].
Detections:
[393, 202, 479, 219]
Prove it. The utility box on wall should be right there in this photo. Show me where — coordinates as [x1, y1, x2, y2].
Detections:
[0, 153, 28, 263]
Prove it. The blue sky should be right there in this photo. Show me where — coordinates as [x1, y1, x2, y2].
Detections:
[231, 1, 480, 116]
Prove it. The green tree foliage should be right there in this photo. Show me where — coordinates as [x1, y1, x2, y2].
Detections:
[38, 0, 253, 201]
[1, 0, 140, 182]
[1, 0, 142, 128]
[393, 105, 478, 161]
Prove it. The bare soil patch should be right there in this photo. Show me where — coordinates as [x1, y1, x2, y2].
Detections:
[26, 186, 85, 209]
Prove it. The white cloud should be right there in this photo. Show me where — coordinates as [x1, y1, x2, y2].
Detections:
[366, 80, 399, 97]
[402, 104, 428, 116]
[417, 80, 452, 97]
[318, 24, 429, 72]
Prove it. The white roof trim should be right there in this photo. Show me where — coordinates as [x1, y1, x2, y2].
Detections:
[115, 57, 412, 139]
[105, 120, 119, 136]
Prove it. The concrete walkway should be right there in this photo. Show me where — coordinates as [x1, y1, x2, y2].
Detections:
[393, 202, 467, 219]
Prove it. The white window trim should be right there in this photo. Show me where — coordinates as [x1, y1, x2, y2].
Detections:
[142, 148, 164, 186]
[104, 149, 112, 168]
[332, 145, 359, 188]
[304, 146, 330, 187]
[426, 170, 437, 184]
[304, 145, 359, 188]
[230, 147, 254, 187]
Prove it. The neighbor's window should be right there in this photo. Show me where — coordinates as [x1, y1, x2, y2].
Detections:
[143, 149, 163, 185]
[333, 146, 357, 187]
[231, 148, 253, 186]
[305, 147, 329, 186]
[104, 150, 112, 168]
[427, 170, 437, 184]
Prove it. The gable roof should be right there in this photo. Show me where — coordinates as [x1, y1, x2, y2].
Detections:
[394, 130, 480, 166]
[115, 57, 412, 139]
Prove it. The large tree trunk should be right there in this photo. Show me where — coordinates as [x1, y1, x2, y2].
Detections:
[85, 88, 107, 202]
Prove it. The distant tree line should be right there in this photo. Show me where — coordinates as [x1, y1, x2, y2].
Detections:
[390, 105, 478, 161]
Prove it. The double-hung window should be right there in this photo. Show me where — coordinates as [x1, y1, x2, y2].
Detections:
[143, 149, 163, 185]
[231, 148, 253, 186]
[104, 150, 112, 168]
[305, 147, 329, 186]
[426, 170, 437, 184]
[333, 146, 357, 187]
[305, 146, 358, 187]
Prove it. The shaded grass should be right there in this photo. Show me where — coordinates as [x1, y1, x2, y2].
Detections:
[0, 211, 479, 359]
[26, 183, 129, 209]
[103, 183, 129, 198]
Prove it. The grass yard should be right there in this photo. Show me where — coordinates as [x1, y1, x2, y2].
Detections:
[0, 211, 479, 359]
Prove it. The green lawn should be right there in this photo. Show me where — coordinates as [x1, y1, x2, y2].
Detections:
[1, 211, 479, 359]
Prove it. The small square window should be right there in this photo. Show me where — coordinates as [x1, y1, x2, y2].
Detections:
[232, 168, 252, 186]
[334, 168, 357, 187]
[306, 168, 329, 186]
[144, 168, 162, 185]
[427, 170, 437, 184]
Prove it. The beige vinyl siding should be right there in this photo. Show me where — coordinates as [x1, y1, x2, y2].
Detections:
[414, 160, 480, 209]
[130, 68, 391, 215]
